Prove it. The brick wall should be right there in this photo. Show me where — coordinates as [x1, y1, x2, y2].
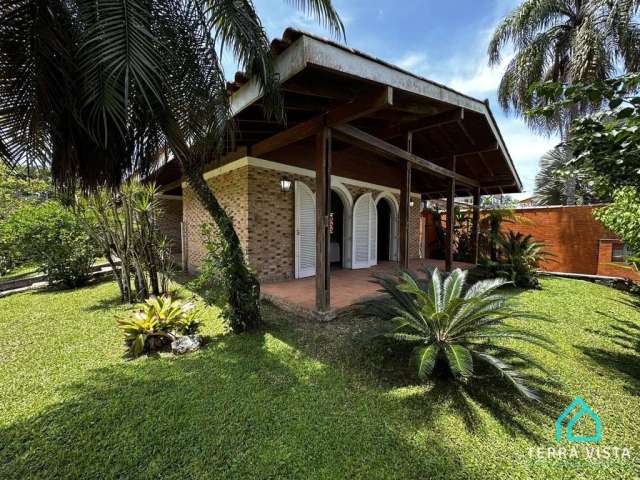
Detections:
[596, 239, 640, 282]
[157, 197, 182, 253]
[501, 205, 626, 276]
[182, 166, 250, 273]
[182, 159, 422, 280]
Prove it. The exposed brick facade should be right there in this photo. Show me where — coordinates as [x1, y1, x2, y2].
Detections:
[502, 205, 640, 282]
[181, 158, 422, 281]
[157, 197, 183, 253]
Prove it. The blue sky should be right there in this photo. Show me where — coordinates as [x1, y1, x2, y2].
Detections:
[234, 0, 561, 195]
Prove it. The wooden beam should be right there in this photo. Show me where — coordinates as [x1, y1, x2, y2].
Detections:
[372, 108, 464, 140]
[315, 128, 332, 312]
[427, 143, 499, 164]
[471, 187, 481, 265]
[251, 87, 394, 157]
[445, 176, 455, 272]
[332, 124, 480, 187]
[399, 133, 412, 269]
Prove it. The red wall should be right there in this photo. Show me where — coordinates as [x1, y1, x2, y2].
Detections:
[501, 205, 639, 282]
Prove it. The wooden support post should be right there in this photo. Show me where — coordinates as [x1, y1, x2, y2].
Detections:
[399, 133, 412, 269]
[471, 187, 481, 265]
[445, 177, 455, 273]
[315, 128, 332, 312]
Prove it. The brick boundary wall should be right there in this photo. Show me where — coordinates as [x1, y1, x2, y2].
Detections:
[501, 205, 640, 282]
[181, 158, 422, 281]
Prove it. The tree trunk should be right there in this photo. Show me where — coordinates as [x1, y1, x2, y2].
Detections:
[182, 164, 262, 332]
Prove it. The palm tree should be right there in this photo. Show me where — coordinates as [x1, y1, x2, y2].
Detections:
[488, 0, 640, 136]
[0, 0, 343, 332]
[533, 144, 607, 205]
[360, 268, 553, 400]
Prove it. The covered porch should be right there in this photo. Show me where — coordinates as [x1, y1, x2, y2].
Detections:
[262, 258, 474, 318]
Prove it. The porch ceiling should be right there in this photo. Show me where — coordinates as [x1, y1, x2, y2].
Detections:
[154, 28, 522, 197]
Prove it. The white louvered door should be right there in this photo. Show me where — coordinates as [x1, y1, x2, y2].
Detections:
[369, 195, 378, 266]
[351, 193, 377, 268]
[295, 181, 316, 278]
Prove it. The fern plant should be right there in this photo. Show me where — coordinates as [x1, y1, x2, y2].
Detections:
[117, 295, 202, 356]
[360, 268, 553, 400]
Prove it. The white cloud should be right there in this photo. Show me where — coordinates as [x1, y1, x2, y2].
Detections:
[395, 52, 428, 73]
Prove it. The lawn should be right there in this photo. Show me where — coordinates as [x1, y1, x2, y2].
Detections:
[0, 277, 639, 479]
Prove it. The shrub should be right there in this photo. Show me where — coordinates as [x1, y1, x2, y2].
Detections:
[117, 295, 202, 356]
[78, 181, 174, 303]
[5, 201, 96, 287]
[359, 268, 552, 400]
[188, 223, 255, 329]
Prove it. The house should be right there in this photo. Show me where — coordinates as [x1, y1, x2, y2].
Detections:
[154, 28, 522, 316]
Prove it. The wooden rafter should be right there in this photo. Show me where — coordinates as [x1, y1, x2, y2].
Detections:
[251, 86, 394, 157]
[332, 124, 480, 187]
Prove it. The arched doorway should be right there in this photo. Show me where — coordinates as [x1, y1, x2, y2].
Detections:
[329, 190, 344, 269]
[377, 198, 392, 261]
[375, 193, 399, 262]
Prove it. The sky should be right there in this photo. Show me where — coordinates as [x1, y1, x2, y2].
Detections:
[228, 0, 562, 196]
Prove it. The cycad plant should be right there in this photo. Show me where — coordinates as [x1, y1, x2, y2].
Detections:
[361, 268, 552, 400]
[496, 232, 553, 288]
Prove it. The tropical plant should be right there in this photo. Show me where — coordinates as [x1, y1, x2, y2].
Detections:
[488, 0, 640, 136]
[117, 295, 202, 356]
[495, 231, 553, 288]
[0, 0, 343, 332]
[78, 180, 174, 303]
[360, 268, 552, 400]
[594, 187, 640, 256]
[4, 201, 97, 287]
[530, 73, 640, 197]
[533, 144, 608, 205]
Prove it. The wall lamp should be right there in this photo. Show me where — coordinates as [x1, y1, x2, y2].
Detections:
[280, 177, 292, 193]
[409, 200, 415, 207]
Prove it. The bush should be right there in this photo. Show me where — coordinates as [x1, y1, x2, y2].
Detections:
[359, 268, 553, 400]
[5, 201, 96, 287]
[188, 224, 245, 325]
[117, 295, 202, 356]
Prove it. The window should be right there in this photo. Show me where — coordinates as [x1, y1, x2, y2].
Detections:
[612, 243, 633, 263]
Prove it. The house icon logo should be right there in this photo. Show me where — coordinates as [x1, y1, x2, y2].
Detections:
[555, 397, 602, 443]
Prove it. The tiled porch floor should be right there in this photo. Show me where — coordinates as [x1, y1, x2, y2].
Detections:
[261, 258, 474, 315]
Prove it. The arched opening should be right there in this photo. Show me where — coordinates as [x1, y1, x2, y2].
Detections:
[330, 190, 344, 269]
[377, 197, 393, 261]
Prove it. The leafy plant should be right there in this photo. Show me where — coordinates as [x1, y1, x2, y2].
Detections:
[78, 180, 174, 303]
[117, 295, 202, 356]
[360, 268, 552, 400]
[4, 201, 97, 287]
[593, 187, 640, 256]
[495, 232, 553, 289]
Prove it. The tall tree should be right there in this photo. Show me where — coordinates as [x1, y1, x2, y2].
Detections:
[489, 0, 639, 204]
[533, 145, 607, 205]
[489, 0, 640, 136]
[0, 0, 344, 332]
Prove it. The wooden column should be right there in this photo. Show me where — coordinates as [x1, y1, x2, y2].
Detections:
[315, 127, 332, 311]
[445, 178, 456, 272]
[470, 187, 481, 265]
[399, 133, 412, 269]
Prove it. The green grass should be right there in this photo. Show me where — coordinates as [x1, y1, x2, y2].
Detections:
[0, 263, 39, 282]
[1, 278, 639, 479]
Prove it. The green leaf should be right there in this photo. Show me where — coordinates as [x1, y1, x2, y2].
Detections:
[444, 344, 473, 377]
[415, 343, 439, 380]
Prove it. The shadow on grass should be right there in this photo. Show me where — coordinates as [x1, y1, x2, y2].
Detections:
[580, 309, 640, 393]
[0, 330, 474, 480]
[264, 303, 568, 442]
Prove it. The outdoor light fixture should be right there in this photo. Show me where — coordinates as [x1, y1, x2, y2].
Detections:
[409, 200, 415, 207]
[280, 177, 292, 193]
